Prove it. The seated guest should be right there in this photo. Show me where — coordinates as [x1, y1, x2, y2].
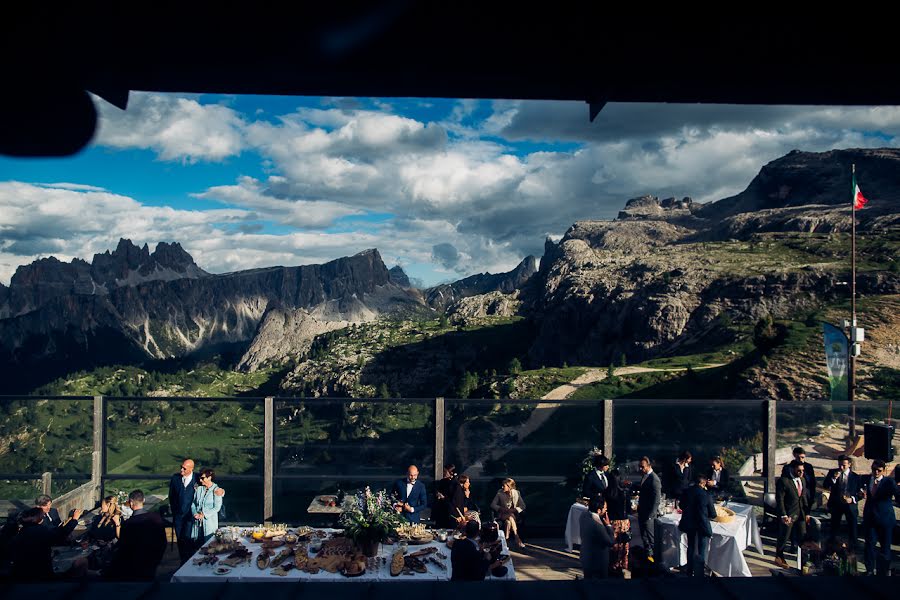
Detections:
[490, 477, 526, 548]
[35, 495, 62, 530]
[451, 474, 480, 528]
[705, 457, 730, 496]
[582, 455, 611, 499]
[89, 495, 122, 543]
[450, 519, 503, 580]
[392, 464, 428, 523]
[10, 506, 84, 581]
[579, 495, 615, 579]
[106, 490, 167, 581]
[191, 469, 223, 547]
[434, 464, 459, 529]
[663, 451, 693, 503]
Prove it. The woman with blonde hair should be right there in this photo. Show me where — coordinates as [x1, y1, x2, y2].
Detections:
[88, 495, 122, 542]
[490, 477, 526, 548]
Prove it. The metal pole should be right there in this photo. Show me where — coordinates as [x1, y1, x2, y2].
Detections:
[263, 396, 274, 522]
[434, 397, 445, 482]
[849, 164, 857, 438]
[602, 399, 614, 460]
[93, 395, 107, 502]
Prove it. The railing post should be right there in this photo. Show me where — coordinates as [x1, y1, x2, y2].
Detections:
[264, 396, 275, 522]
[41, 472, 52, 496]
[602, 399, 614, 459]
[764, 399, 777, 498]
[434, 397, 445, 481]
[93, 395, 107, 503]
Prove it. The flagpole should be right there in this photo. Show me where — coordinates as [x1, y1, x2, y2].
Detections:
[849, 163, 857, 439]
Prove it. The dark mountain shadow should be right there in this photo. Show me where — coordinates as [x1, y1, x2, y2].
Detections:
[358, 319, 538, 398]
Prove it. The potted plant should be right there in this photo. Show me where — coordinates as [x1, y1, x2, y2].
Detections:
[339, 487, 405, 557]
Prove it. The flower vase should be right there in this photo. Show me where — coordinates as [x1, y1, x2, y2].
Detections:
[358, 538, 381, 557]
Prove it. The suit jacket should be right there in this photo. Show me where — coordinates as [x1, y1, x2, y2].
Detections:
[169, 472, 199, 533]
[776, 475, 809, 520]
[578, 510, 614, 575]
[450, 537, 490, 581]
[582, 469, 610, 500]
[781, 462, 816, 503]
[705, 467, 730, 494]
[39, 507, 62, 530]
[10, 519, 78, 581]
[664, 462, 693, 499]
[636, 471, 661, 522]
[392, 478, 428, 523]
[678, 484, 717, 537]
[860, 475, 898, 528]
[108, 509, 167, 580]
[822, 468, 861, 511]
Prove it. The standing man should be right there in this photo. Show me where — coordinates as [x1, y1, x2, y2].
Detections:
[634, 456, 661, 563]
[169, 458, 225, 564]
[859, 460, 897, 575]
[578, 495, 615, 579]
[392, 465, 428, 523]
[107, 490, 167, 581]
[664, 451, 693, 503]
[780, 447, 816, 506]
[822, 454, 860, 548]
[582, 455, 611, 500]
[775, 461, 810, 568]
[678, 473, 717, 577]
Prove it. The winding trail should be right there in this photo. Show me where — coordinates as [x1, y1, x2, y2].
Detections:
[462, 363, 724, 477]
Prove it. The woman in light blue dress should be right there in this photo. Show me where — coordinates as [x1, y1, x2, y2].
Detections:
[191, 468, 222, 547]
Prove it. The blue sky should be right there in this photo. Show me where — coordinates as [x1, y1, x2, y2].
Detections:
[1, 95, 899, 286]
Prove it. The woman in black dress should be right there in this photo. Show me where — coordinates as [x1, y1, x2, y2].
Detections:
[604, 468, 631, 575]
[88, 495, 122, 543]
[434, 464, 459, 529]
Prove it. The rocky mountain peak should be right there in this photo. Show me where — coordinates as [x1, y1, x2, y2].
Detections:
[389, 265, 411, 288]
[618, 194, 694, 220]
[150, 241, 199, 273]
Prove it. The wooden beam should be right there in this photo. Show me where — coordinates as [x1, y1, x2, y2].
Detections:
[764, 399, 777, 497]
[434, 397, 445, 482]
[264, 396, 275, 522]
[602, 399, 614, 460]
[93, 395, 106, 502]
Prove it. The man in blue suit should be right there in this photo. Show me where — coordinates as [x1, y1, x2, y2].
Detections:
[859, 460, 897, 576]
[392, 465, 428, 523]
[822, 455, 861, 549]
[168, 458, 225, 563]
[678, 473, 718, 577]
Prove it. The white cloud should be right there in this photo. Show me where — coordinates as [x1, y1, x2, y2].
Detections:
[94, 93, 246, 162]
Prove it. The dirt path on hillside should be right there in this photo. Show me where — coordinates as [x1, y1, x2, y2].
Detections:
[461, 363, 724, 477]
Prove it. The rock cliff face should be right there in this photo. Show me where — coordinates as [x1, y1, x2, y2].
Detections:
[524, 148, 900, 368]
[424, 256, 538, 310]
[0, 245, 421, 375]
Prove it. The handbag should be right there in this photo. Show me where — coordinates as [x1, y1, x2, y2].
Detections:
[616, 530, 633, 544]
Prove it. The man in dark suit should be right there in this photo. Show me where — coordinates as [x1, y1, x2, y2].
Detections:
[822, 454, 860, 548]
[450, 520, 503, 580]
[775, 461, 810, 568]
[107, 490, 167, 581]
[582, 454, 610, 499]
[780, 447, 816, 505]
[579, 494, 614, 579]
[169, 457, 225, 563]
[392, 464, 428, 523]
[664, 451, 693, 503]
[859, 460, 897, 575]
[35, 495, 62, 530]
[678, 473, 717, 577]
[705, 456, 730, 497]
[634, 456, 661, 562]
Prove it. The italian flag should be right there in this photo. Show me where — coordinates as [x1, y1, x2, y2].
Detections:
[852, 174, 868, 210]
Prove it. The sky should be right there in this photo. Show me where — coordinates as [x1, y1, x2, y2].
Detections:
[1, 95, 900, 287]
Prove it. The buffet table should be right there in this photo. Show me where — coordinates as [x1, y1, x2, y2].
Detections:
[565, 501, 763, 577]
[172, 528, 516, 582]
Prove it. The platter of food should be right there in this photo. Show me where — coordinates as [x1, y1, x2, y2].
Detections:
[213, 566, 232, 576]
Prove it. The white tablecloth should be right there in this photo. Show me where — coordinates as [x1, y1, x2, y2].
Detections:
[564, 501, 763, 577]
[172, 528, 515, 582]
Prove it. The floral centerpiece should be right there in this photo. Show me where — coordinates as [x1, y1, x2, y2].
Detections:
[339, 487, 405, 557]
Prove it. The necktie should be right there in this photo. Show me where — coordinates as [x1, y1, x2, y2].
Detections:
[872, 478, 879, 495]
[796, 478, 802, 496]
